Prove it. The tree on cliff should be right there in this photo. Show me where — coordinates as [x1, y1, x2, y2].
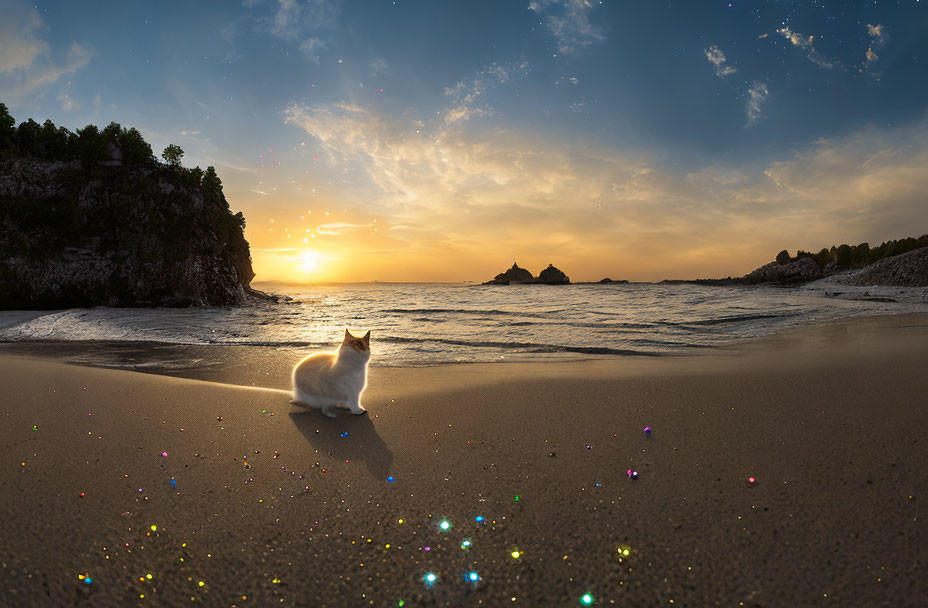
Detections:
[0, 104, 17, 150]
[162, 144, 184, 166]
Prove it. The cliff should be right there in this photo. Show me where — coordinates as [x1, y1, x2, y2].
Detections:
[827, 247, 928, 287]
[0, 111, 260, 308]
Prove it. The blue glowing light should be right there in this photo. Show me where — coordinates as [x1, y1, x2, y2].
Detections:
[461, 538, 472, 549]
[386, 476, 395, 483]
[340, 432, 348, 438]
[580, 592, 594, 605]
[84, 577, 93, 585]
[170, 477, 177, 487]
[475, 516, 485, 523]
[467, 571, 479, 582]
[439, 519, 451, 531]
[423, 572, 437, 586]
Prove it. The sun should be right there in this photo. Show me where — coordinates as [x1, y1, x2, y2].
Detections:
[299, 250, 320, 274]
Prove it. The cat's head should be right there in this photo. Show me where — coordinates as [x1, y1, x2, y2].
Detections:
[342, 329, 371, 355]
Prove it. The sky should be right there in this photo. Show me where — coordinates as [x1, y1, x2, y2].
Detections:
[2, 0, 927, 282]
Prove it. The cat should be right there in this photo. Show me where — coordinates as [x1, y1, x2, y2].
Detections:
[290, 329, 371, 418]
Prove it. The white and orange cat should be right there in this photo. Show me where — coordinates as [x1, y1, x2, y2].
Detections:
[290, 329, 371, 418]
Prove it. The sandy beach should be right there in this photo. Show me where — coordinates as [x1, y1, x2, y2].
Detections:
[1, 313, 925, 607]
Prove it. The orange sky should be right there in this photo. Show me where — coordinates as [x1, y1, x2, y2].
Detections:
[230, 111, 928, 283]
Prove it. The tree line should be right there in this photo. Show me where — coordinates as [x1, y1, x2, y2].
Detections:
[776, 235, 928, 269]
[0, 102, 233, 218]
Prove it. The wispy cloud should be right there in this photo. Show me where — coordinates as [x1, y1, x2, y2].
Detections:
[0, 4, 46, 73]
[745, 82, 768, 126]
[57, 93, 78, 111]
[0, 41, 93, 103]
[0, 2, 93, 103]
[275, 99, 928, 281]
[705, 45, 737, 78]
[442, 60, 529, 124]
[529, 0, 605, 55]
[860, 24, 887, 74]
[776, 26, 836, 70]
[299, 37, 326, 63]
[867, 24, 886, 46]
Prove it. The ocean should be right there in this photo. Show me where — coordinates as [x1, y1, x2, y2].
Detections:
[1, 281, 926, 369]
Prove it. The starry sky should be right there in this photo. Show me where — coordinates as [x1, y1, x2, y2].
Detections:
[2, 0, 927, 282]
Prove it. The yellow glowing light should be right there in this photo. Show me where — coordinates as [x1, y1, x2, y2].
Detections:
[300, 250, 320, 274]
[510, 550, 521, 559]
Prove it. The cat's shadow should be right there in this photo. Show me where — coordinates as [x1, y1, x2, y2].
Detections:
[289, 410, 394, 481]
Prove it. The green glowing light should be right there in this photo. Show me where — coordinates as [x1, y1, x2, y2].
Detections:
[580, 592, 595, 605]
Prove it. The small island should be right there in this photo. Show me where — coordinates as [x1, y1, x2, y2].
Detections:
[483, 262, 570, 285]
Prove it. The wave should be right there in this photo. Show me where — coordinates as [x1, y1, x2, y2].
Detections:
[378, 335, 667, 356]
[661, 313, 796, 327]
[381, 307, 553, 319]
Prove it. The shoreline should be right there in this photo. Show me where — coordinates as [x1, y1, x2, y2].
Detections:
[0, 311, 925, 389]
[1, 310, 925, 606]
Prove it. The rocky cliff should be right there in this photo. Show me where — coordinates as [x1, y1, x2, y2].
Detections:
[827, 247, 928, 287]
[0, 143, 258, 308]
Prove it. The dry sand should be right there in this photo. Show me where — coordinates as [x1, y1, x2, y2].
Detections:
[1, 314, 925, 607]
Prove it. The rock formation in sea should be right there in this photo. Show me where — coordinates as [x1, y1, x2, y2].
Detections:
[0, 109, 264, 308]
[537, 264, 570, 284]
[486, 262, 535, 285]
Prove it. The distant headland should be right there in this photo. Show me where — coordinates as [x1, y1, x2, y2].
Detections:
[674, 235, 928, 287]
[0, 103, 273, 308]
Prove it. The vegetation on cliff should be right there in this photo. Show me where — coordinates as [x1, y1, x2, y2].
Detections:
[0, 103, 257, 308]
[776, 235, 928, 271]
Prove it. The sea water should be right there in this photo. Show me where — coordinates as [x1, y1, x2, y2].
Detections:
[1, 281, 926, 366]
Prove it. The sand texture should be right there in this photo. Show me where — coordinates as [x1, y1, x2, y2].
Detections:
[1, 314, 926, 607]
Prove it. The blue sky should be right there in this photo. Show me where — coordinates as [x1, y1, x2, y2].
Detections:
[2, 0, 927, 281]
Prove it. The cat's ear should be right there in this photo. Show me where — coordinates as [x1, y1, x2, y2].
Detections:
[344, 328, 352, 341]
[362, 331, 370, 342]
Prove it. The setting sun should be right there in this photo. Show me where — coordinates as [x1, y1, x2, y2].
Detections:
[300, 250, 320, 275]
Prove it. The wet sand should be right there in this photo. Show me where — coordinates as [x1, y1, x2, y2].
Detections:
[1, 313, 925, 607]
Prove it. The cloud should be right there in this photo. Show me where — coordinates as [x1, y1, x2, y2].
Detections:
[867, 24, 886, 46]
[745, 82, 768, 126]
[442, 60, 529, 124]
[299, 37, 326, 62]
[262, 0, 342, 40]
[0, 4, 46, 73]
[0, 3, 92, 103]
[58, 93, 78, 111]
[529, 0, 605, 55]
[705, 45, 737, 78]
[776, 26, 836, 70]
[0, 40, 93, 103]
[274, 99, 928, 281]
[860, 24, 887, 74]
[762, 120, 928, 240]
